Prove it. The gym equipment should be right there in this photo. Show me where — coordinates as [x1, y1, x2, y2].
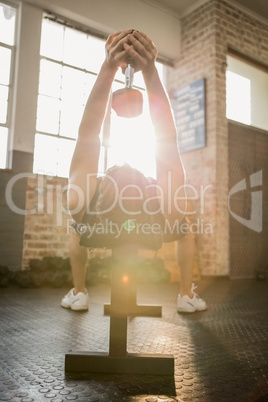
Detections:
[14, 270, 33, 288]
[112, 64, 143, 118]
[65, 256, 174, 375]
[65, 219, 174, 375]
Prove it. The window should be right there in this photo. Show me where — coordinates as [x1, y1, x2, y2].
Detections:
[34, 18, 105, 177]
[226, 70, 251, 125]
[0, 2, 16, 169]
[34, 17, 164, 178]
[226, 54, 268, 131]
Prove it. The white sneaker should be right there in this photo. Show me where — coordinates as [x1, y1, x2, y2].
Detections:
[61, 288, 89, 311]
[177, 283, 207, 313]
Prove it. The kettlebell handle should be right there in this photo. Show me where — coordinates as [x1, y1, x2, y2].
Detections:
[125, 64, 135, 88]
[111, 63, 143, 118]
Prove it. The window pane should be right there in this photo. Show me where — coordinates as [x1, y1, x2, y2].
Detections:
[0, 126, 8, 168]
[60, 67, 85, 138]
[57, 138, 76, 177]
[33, 134, 75, 177]
[62, 66, 85, 100]
[86, 36, 105, 72]
[226, 71, 251, 125]
[0, 3, 16, 46]
[0, 84, 8, 123]
[36, 95, 60, 134]
[60, 100, 82, 139]
[33, 134, 58, 175]
[0, 47, 11, 85]
[40, 19, 64, 61]
[39, 60, 62, 98]
[63, 27, 88, 68]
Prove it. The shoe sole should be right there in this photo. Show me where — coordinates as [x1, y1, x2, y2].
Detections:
[61, 302, 88, 311]
[177, 307, 207, 313]
[70, 305, 88, 311]
[177, 308, 196, 313]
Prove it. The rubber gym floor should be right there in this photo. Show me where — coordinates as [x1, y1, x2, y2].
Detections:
[0, 277, 268, 402]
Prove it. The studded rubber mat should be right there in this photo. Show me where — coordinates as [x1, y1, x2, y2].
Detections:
[0, 278, 268, 402]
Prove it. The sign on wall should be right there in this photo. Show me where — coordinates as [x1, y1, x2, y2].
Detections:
[173, 78, 206, 153]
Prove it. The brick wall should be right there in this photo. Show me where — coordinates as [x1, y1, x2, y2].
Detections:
[167, 0, 268, 275]
[22, 175, 71, 269]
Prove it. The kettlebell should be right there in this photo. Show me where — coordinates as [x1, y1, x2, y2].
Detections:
[112, 64, 143, 118]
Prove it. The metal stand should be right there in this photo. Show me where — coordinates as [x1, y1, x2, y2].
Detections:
[65, 261, 174, 375]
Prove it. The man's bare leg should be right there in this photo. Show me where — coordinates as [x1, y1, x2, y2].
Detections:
[175, 234, 195, 297]
[61, 230, 89, 310]
[69, 230, 88, 294]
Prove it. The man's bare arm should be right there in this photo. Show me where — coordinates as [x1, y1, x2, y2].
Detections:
[68, 30, 132, 221]
[124, 31, 186, 219]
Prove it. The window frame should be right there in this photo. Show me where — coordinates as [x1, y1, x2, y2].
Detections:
[0, 0, 18, 170]
[226, 49, 268, 131]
